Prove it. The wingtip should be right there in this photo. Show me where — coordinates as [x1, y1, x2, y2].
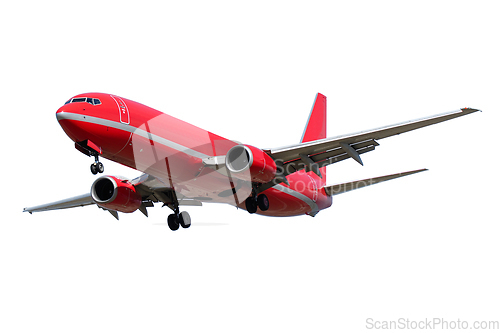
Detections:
[461, 107, 482, 113]
[404, 168, 428, 176]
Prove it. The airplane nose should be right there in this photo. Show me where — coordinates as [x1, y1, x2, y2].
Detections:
[55, 105, 84, 143]
[55, 100, 132, 156]
[55, 106, 65, 122]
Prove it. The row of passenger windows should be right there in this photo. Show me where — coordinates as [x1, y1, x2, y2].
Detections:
[64, 97, 102, 105]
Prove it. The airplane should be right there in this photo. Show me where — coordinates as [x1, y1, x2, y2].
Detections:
[23, 92, 480, 230]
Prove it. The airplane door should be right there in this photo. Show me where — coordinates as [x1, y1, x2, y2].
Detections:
[111, 95, 130, 124]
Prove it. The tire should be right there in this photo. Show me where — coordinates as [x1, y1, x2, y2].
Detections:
[257, 194, 269, 211]
[179, 211, 191, 228]
[90, 163, 98, 175]
[245, 197, 258, 214]
[167, 214, 179, 231]
[97, 162, 104, 173]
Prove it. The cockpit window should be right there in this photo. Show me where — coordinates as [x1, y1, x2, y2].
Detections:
[65, 97, 102, 105]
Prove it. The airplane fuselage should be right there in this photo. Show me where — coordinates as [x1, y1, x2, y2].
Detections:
[56, 93, 332, 217]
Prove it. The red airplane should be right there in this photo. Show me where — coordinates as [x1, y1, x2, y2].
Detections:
[24, 93, 480, 230]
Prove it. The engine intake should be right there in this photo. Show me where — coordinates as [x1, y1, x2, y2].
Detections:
[225, 145, 276, 183]
[91, 176, 142, 213]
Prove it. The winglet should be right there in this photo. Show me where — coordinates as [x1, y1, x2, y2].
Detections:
[461, 107, 482, 113]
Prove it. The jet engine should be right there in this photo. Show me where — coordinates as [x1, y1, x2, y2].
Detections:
[91, 176, 142, 213]
[225, 145, 277, 183]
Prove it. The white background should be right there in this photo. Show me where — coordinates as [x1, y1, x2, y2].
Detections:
[1, 1, 498, 332]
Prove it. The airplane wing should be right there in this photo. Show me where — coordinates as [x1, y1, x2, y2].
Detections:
[266, 108, 480, 177]
[23, 173, 202, 220]
[23, 194, 95, 213]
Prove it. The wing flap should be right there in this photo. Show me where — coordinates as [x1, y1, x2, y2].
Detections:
[280, 139, 379, 177]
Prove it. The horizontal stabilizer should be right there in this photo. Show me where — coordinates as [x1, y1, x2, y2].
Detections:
[323, 168, 427, 196]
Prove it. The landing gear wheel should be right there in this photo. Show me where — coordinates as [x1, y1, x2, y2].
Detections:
[90, 163, 98, 175]
[167, 214, 180, 231]
[245, 197, 258, 214]
[257, 194, 269, 211]
[97, 162, 104, 173]
[179, 211, 191, 228]
[90, 153, 104, 175]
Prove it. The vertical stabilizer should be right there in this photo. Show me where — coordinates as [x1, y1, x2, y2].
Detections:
[301, 93, 327, 143]
[300, 93, 327, 185]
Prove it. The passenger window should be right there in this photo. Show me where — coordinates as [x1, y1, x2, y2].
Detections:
[93, 98, 101, 105]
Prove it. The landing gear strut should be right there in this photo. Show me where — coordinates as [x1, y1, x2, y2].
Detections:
[245, 193, 269, 214]
[90, 154, 104, 175]
[165, 189, 191, 231]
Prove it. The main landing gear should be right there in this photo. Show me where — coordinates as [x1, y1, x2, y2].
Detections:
[90, 154, 104, 175]
[167, 211, 191, 231]
[161, 179, 191, 231]
[245, 193, 269, 214]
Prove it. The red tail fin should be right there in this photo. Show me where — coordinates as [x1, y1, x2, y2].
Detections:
[301, 93, 327, 185]
[301, 93, 327, 143]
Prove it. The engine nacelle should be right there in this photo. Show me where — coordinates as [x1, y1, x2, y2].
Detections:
[225, 144, 277, 183]
[91, 176, 142, 213]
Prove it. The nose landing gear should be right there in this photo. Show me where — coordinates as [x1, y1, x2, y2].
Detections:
[90, 154, 104, 175]
[74, 140, 104, 175]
